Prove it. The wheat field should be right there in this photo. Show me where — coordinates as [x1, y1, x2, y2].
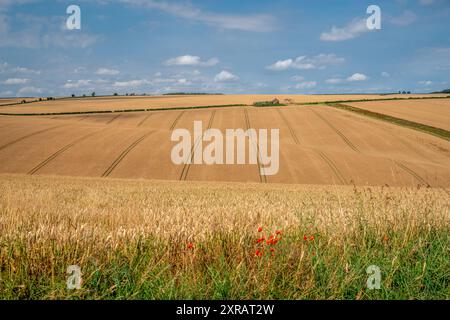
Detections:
[1, 103, 449, 186]
[1, 94, 447, 114]
[349, 99, 450, 131]
[0, 174, 448, 299]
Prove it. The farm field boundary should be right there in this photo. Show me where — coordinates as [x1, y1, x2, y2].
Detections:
[296, 95, 450, 106]
[326, 103, 450, 141]
[0, 104, 247, 116]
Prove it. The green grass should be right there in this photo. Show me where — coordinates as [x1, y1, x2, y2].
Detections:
[1, 230, 448, 300]
[326, 103, 450, 141]
[253, 101, 287, 107]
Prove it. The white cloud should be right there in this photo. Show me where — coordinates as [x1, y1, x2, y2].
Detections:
[0, 63, 41, 75]
[214, 70, 238, 82]
[2, 78, 28, 85]
[119, 0, 278, 32]
[419, 80, 433, 86]
[62, 79, 92, 89]
[95, 68, 120, 76]
[72, 67, 87, 74]
[176, 78, 190, 85]
[267, 59, 293, 71]
[17, 86, 42, 95]
[347, 73, 368, 82]
[0, 13, 100, 49]
[267, 54, 345, 71]
[320, 18, 368, 41]
[41, 32, 100, 49]
[293, 81, 317, 89]
[381, 72, 390, 78]
[326, 78, 344, 84]
[327, 74, 369, 84]
[165, 55, 219, 67]
[112, 79, 150, 87]
[12, 66, 41, 74]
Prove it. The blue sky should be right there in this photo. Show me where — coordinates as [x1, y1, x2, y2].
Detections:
[0, 0, 449, 97]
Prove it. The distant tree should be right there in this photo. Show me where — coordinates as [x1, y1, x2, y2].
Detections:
[398, 91, 402, 94]
[39, 98, 42, 101]
[82, 94, 86, 97]
[407, 91, 411, 94]
[113, 93, 118, 96]
[71, 94, 76, 98]
[125, 93, 129, 96]
[47, 97, 54, 101]
[91, 92, 96, 97]
[402, 91, 407, 94]
[21, 100, 26, 104]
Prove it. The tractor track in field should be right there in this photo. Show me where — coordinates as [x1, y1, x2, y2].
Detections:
[309, 107, 435, 188]
[393, 160, 431, 187]
[28, 128, 108, 175]
[0, 125, 67, 153]
[292, 108, 350, 185]
[244, 109, 267, 183]
[277, 109, 300, 144]
[207, 110, 216, 130]
[137, 114, 153, 127]
[316, 151, 347, 185]
[169, 111, 185, 130]
[180, 110, 216, 181]
[102, 132, 154, 178]
[0, 124, 14, 130]
[309, 108, 360, 152]
[105, 114, 122, 125]
[391, 160, 448, 196]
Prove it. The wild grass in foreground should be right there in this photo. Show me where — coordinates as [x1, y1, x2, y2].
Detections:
[0, 175, 448, 300]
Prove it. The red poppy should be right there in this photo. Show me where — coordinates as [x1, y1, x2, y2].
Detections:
[187, 242, 194, 250]
[309, 235, 315, 241]
[276, 230, 282, 235]
[258, 227, 263, 233]
[256, 237, 265, 244]
[303, 235, 308, 241]
[255, 249, 263, 257]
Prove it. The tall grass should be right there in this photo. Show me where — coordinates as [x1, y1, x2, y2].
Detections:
[0, 175, 448, 300]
